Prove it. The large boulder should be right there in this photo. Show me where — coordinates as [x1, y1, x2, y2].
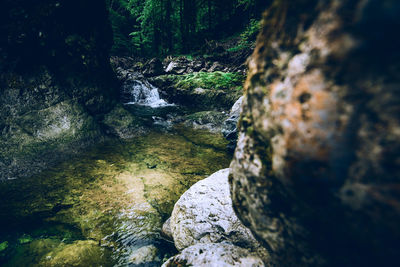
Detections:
[0, 0, 117, 180]
[230, 0, 400, 266]
[170, 169, 264, 254]
[162, 242, 264, 267]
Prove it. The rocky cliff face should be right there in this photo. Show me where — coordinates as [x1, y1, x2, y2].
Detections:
[230, 0, 400, 266]
[0, 0, 117, 180]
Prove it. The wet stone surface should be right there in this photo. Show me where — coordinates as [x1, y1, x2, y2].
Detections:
[0, 127, 231, 266]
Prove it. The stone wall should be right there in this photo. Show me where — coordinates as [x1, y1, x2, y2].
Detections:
[0, 0, 117, 180]
[230, 0, 400, 266]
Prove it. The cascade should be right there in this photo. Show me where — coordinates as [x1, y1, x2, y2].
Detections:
[123, 80, 171, 108]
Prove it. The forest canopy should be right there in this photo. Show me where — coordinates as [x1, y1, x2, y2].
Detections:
[107, 0, 270, 56]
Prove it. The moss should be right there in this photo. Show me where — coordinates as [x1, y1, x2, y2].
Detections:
[0, 241, 8, 252]
[150, 72, 244, 110]
[18, 235, 33, 244]
[175, 71, 245, 91]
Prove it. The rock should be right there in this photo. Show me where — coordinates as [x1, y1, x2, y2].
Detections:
[40, 240, 109, 267]
[165, 60, 189, 74]
[161, 217, 173, 240]
[162, 242, 264, 267]
[184, 111, 227, 133]
[143, 58, 164, 77]
[229, 1, 400, 266]
[102, 104, 145, 139]
[110, 56, 136, 70]
[208, 62, 224, 72]
[0, 0, 116, 180]
[174, 125, 230, 152]
[129, 245, 160, 265]
[150, 72, 244, 111]
[0, 96, 103, 180]
[170, 169, 261, 252]
[222, 96, 243, 150]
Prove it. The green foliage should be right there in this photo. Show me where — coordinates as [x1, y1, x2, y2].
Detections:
[240, 19, 261, 43]
[107, 0, 269, 56]
[175, 71, 245, 91]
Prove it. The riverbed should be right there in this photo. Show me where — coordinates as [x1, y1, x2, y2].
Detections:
[0, 127, 231, 266]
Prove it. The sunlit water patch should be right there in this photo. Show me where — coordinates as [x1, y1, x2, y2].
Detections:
[0, 128, 231, 266]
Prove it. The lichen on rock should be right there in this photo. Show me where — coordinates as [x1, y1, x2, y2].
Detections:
[229, 0, 400, 266]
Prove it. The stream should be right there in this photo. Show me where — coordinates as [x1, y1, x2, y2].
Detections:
[0, 80, 232, 266]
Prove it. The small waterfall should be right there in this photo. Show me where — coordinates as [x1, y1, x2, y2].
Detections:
[122, 80, 170, 108]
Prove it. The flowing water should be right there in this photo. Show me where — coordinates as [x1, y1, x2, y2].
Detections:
[0, 126, 231, 266]
[122, 79, 172, 108]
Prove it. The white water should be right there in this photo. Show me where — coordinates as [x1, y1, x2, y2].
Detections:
[124, 80, 171, 108]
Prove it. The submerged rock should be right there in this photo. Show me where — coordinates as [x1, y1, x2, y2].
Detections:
[184, 111, 228, 133]
[102, 104, 146, 139]
[129, 245, 160, 265]
[230, 0, 400, 266]
[40, 240, 109, 267]
[162, 242, 264, 267]
[170, 169, 264, 255]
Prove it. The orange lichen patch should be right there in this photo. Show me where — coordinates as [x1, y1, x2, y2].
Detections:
[269, 69, 340, 165]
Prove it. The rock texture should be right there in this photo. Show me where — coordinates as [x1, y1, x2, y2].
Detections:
[170, 169, 259, 251]
[162, 242, 264, 267]
[184, 111, 228, 133]
[230, 0, 400, 266]
[222, 96, 244, 150]
[161, 217, 173, 241]
[129, 245, 160, 265]
[0, 0, 117, 180]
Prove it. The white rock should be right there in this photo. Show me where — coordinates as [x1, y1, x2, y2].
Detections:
[161, 217, 173, 240]
[170, 169, 260, 251]
[165, 62, 177, 73]
[162, 242, 264, 267]
[229, 96, 244, 118]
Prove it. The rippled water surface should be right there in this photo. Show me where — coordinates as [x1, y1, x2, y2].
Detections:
[0, 127, 231, 266]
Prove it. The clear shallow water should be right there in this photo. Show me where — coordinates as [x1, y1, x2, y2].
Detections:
[0, 127, 231, 266]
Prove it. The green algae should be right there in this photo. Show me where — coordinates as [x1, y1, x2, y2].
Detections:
[0, 126, 231, 266]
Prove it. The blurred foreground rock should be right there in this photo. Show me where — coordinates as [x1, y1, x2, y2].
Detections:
[229, 0, 400, 266]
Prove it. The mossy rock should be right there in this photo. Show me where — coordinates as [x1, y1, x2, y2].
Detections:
[174, 71, 244, 91]
[150, 72, 244, 110]
[0, 99, 103, 180]
[102, 104, 146, 139]
[40, 240, 111, 267]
